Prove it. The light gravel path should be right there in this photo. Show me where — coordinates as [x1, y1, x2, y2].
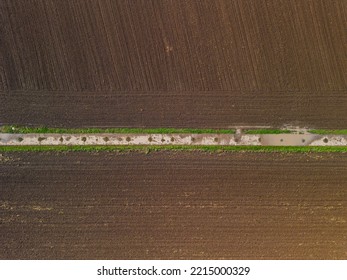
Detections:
[1, 133, 347, 146]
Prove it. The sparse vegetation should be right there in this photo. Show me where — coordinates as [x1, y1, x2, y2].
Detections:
[244, 129, 292, 134]
[1, 145, 347, 153]
[5, 125, 347, 136]
[0, 125, 236, 134]
[308, 129, 347, 135]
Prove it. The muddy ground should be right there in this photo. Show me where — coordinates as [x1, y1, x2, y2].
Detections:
[0, 151, 346, 259]
[1, 0, 347, 128]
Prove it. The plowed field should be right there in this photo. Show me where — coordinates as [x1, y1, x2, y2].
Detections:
[1, 0, 347, 128]
[1, 151, 346, 259]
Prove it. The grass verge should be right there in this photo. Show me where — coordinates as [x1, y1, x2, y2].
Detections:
[0, 125, 235, 134]
[1, 145, 347, 153]
[308, 129, 347, 135]
[3, 125, 347, 136]
[244, 129, 292, 134]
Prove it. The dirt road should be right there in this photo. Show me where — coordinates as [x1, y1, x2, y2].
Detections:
[1, 0, 347, 128]
[1, 151, 346, 259]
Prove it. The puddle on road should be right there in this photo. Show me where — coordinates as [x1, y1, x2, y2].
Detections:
[260, 134, 319, 146]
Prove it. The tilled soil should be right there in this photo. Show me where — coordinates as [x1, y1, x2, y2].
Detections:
[0, 151, 346, 259]
[1, 0, 347, 128]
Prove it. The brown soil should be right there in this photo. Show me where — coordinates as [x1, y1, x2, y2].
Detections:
[1, 1, 347, 128]
[0, 151, 346, 259]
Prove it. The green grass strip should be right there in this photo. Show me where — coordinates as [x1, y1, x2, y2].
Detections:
[0, 125, 235, 134]
[3, 125, 347, 136]
[1, 145, 347, 153]
[308, 129, 347, 135]
[244, 129, 292, 134]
